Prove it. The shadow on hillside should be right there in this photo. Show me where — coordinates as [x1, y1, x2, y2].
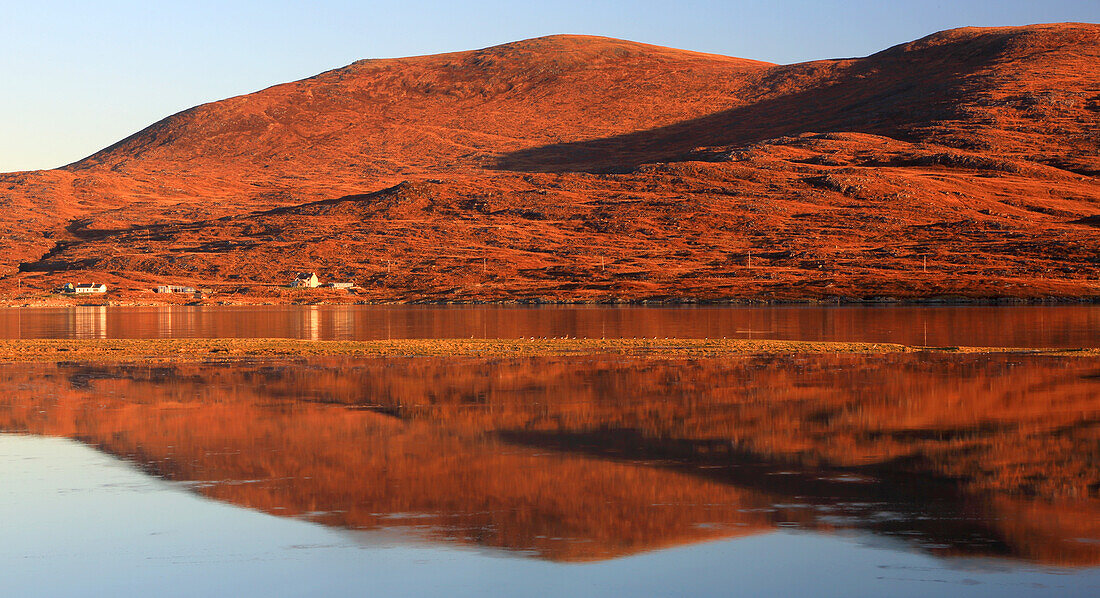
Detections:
[492, 80, 960, 173]
[491, 40, 1004, 173]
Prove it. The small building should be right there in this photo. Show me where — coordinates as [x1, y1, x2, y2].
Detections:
[154, 285, 197, 294]
[290, 272, 320, 288]
[63, 283, 107, 294]
[322, 282, 355, 289]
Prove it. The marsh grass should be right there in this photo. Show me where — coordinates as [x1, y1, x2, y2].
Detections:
[0, 337, 1095, 363]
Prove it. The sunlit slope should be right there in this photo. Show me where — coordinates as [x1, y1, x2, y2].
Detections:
[500, 23, 1100, 173]
[0, 24, 1097, 300]
[68, 35, 771, 178]
[65, 24, 1100, 177]
[26, 135, 1100, 302]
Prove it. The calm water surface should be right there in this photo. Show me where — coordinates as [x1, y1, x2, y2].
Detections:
[0, 304, 1097, 346]
[1, 353, 1098, 596]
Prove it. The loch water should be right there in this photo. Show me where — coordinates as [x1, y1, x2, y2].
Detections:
[0, 304, 1097, 346]
[1, 306, 1098, 597]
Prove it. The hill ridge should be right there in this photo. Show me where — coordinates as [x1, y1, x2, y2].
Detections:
[1, 22, 1097, 303]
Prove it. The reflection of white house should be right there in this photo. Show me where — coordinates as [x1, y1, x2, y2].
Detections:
[63, 283, 107, 294]
[304, 306, 320, 340]
[74, 305, 107, 338]
[290, 272, 320, 288]
[332, 305, 354, 339]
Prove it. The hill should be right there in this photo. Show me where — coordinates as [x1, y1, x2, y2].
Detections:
[1, 24, 1098, 303]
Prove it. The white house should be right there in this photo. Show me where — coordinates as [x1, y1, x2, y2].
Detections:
[154, 285, 197, 294]
[290, 272, 320, 288]
[64, 283, 107, 294]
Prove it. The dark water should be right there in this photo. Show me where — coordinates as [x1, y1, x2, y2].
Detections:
[1, 353, 1099, 596]
[0, 304, 1098, 346]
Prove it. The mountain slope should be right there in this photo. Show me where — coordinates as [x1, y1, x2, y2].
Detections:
[69, 35, 772, 177]
[500, 23, 1100, 172]
[23, 133, 1100, 302]
[1, 24, 1098, 302]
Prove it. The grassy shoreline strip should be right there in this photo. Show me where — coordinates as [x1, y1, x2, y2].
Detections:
[0, 338, 1096, 362]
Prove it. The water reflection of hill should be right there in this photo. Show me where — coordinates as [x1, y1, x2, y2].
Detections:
[0, 354, 1097, 564]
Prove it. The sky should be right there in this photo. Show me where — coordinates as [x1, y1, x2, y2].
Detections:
[2, 0, 1097, 173]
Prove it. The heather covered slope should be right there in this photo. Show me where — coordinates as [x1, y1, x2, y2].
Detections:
[23, 134, 1100, 302]
[0, 35, 774, 276]
[1, 24, 1098, 301]
[67, 35, 772, 179]
[500, 23, 1100, 173]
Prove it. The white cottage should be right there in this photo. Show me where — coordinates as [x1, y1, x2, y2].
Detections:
[290, 272, 320, 288]
[65, 283, 107, 294]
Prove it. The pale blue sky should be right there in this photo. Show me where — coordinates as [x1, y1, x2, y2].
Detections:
[2, 1, 1097, 173]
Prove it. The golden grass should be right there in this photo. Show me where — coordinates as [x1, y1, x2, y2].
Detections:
[0, 337, 1096, 362]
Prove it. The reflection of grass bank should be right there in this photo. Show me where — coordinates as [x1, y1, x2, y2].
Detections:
[0, 338, 1098, 362]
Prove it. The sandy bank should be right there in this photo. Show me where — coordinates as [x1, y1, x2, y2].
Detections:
[0, 338, 1096, 362]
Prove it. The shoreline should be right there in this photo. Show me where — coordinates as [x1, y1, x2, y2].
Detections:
[2, 295, 1100, 309]
[0, 338, 1097, 362]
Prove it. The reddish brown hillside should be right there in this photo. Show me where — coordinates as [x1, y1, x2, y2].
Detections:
[500, 23, 1100, 172]
[0, 24, 1097, 301]
[22, 133, 1100, 302]
[71, 36, 769, 173]
[0, 35, 773, 277]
